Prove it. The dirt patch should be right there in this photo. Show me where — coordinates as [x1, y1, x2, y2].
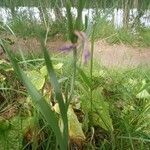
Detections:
[0, 36, 150, 67]
[94, 40, 150, 67]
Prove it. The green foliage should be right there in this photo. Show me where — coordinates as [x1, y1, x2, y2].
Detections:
[108, 28, 137, 45]
[89, 17, 150, 47]
[92, 18, 116, 40]
[10, 17, 45, 37]
[0, 50, 150, 149]
[25, 70, 45, 90]
[0, 59, 13, 71]
[9, 15, 67, 38]
[0, 116, 10, 132]
[138, 27, 150, 47]
[0, 0, 150, 149]
[2, 40, 68, 149]
[81, 87, 113, 132]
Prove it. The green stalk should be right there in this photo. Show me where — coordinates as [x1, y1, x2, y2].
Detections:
[75, 0, 87, 31]
[65, 0, 75, 43]
[41, 42, 68, 149]
[90, 26, 95, 111]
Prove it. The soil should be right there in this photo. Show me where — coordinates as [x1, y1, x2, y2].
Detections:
[0, 35, 150, 68]
[94, 40, 150, 68]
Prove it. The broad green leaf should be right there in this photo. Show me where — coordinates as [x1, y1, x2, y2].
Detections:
[41, 43, 66, 118]
[40, 63, 63, 77]
[99, 70, 106, 77]
[136, 89, 150, 99]
[26, 70, 45, 90]
[82, 88, 113, 132]
[139, 79, 150, 93]
[75, 0, 87, 31]
[58, 77, 68, 83]
[68, 106, 85, 141]
[40, 66, 47, 77]
[54, 104, 85, 142]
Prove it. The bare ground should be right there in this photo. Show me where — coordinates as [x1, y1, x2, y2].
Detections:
[94, 40, 150, 68]
[0, 36, 150, 68]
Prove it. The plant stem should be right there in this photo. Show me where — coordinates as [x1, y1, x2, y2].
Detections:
[63, 109, 69, 150]
[68, 47, 77, 105]
[90, 29, 95, 111]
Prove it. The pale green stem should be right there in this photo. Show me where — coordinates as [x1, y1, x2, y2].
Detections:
[90, 27, 95, 111]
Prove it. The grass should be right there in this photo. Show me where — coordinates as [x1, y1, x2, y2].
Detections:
[89, 18, 150, 47]
[0, 1, 150, 149]
[1, 18, 150, 48]
[0, 52, 150, 149]
[0, 15, 68, 40]
[137, 27, 150, 47]
[1, 10, 150, 48]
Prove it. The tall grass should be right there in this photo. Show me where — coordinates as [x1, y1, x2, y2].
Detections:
[0, 0, 150, 149]
[1, 0, 87, 149]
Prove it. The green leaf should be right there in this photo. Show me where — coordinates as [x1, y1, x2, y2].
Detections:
[75, 0, 87, 31]
[25, 70, 45, 90]
[67, 106, 85, 141]
[82, 88, 113, 132]
[40, 63, 63, 77]
[54, 104, 85, 142]
[66, 0, 75, 43]
[77, 67, 91, 88]
[139, 79, 150, 93]
[41, 42, 68, 149]
[0, 59, 6, 64]
[136, 89, 150, 99]
[40, 66, 47, 77]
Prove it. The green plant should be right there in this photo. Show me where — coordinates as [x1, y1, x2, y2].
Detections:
[138, 27, 150, 47]
[0, 1, 88, 149]
[2, 40, 69, 149]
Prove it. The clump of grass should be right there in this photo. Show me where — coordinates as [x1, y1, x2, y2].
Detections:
[9, 15, 68, 39]
[91, 18, 116, 40]
[137, 27, 150, 47]
[89, 17, 150, 47]
[107, 28, 137, 45]
[10, 17, 46, 37]
[0, 48, 150, 149]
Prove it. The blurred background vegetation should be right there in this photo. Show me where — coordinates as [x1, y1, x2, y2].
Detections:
[0, 1, 150, 149]
[0, 0, 149, 46]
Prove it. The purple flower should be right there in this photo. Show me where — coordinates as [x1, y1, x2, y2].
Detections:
[83, 48, 90, 64]
[59, 44, 76, 52]
[59, 31, 90, 64]
[75, 31, 90, 64]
